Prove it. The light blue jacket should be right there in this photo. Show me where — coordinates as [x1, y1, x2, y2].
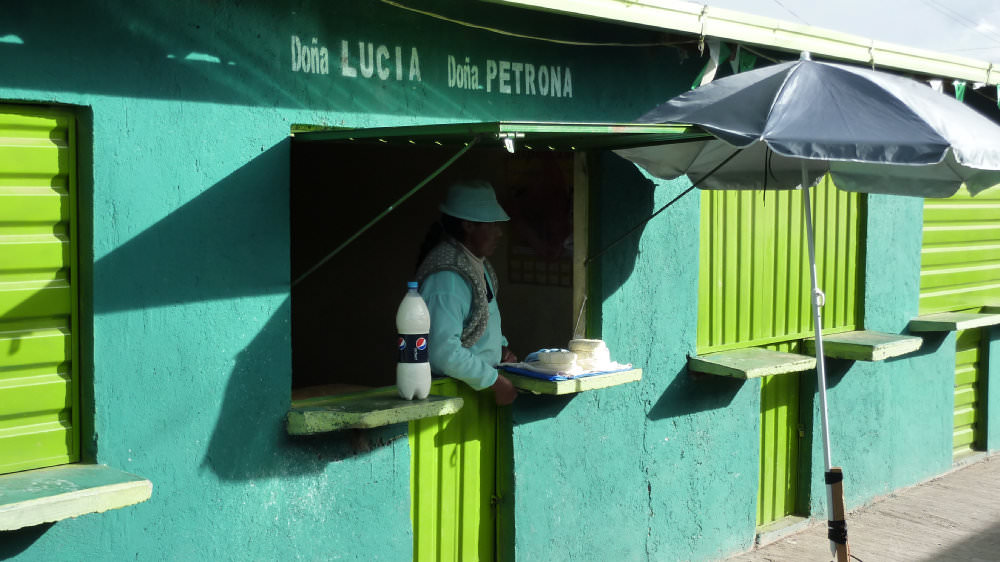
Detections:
[420, 270, 507, 391]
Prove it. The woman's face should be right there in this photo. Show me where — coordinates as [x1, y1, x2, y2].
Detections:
[462, 220, 503, 258]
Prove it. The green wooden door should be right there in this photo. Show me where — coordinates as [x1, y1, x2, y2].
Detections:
[757, 345, 801, 526]
[953, 328, 986, 458]
[699, 179, 864, 526]
[0, 105, 79, 474]
[409, 378, 500, 561]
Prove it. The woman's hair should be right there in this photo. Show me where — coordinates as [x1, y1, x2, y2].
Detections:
[416, 214, 465, 270]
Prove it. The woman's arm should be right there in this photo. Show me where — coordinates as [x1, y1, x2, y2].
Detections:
[420, 271, 499, 391]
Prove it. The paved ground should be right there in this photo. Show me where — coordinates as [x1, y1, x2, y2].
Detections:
[727, 454, 1000, 562]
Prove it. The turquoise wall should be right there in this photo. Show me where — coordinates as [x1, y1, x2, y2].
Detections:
[0, 1, 991, 560]
[510, 155, 760, 561]
[0, 1, 698, 560]
[800, 195, 953, 513]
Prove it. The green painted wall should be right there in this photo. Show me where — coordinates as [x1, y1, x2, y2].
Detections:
[0, 1, 698, 560]
[510, 155, 761, 560]
[0, 1, 990, 560]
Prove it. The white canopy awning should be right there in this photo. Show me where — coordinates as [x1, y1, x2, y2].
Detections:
[486, 0, 1000, 84]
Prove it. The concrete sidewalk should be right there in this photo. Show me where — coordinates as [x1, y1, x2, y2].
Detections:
[727, 455, 1000, 562]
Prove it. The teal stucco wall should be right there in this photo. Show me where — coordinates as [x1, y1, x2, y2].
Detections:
[510, 156, 760, 561]
[798, 195, 954, 515]
[0, 1, 699, 560]
[0, 1, 989, 561]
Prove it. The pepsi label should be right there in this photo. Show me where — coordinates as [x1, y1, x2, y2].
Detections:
[398, 333, 429, 363]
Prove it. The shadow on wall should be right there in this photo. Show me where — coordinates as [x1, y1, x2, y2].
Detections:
[201, 297, 407, 480]
[824, 358, 853, 389]
[0, 131, 433, 485]
[0, 132, 306, 482]
[901, 330, 949, 358]
[93, 142, 289, 312]
[0, 138, 291, 339]
[588, 152, 659, 333]
[647, 367, 745, 420]
[0, 523, 54, 558]
[0, 0, 683, 120]
[511, 393, 578, 425]
[0, 0, 420, 110]
[85, 140, 403, 479]
[0, 133, 407, 479]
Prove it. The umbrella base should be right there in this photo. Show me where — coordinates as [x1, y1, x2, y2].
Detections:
[827, 467, 851, 562]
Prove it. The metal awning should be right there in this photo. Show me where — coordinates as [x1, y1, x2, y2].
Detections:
[292, 121, 709, 151]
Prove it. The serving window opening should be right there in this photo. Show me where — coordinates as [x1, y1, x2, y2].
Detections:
[290, 136, 578, 397]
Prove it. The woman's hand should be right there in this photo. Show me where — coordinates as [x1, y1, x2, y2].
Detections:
[501, 346, 518, 363]
[491, 374, 518, 405]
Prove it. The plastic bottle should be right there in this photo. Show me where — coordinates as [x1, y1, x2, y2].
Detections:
[396, 281, 431, 400]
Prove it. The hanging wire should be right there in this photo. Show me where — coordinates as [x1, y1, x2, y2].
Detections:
[379, 0, 696, 48]
[739, 44, 782, 64]
[292, 137, 481, 287]
[971, 85, 999, 104]
[762, 146, 785, 206]
[572, 294, 588, 337]
[584, 148, 742, 266]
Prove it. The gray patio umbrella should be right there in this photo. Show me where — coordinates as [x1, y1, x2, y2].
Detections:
[616, 52, 1000, 561]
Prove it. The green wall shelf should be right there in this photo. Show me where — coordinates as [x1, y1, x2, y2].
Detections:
[286, 387, 464, 435]
[502, 368, 642, 395]
[688, 349, 816, 379]
[908, 312, 1000, 332]
[0, 464, 152, 531]
[803, 330, 923, 361]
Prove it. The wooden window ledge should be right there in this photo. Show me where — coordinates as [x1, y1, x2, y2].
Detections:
[688, 348, 815, 379]
[908, 312, 1000, 332]
[286, 387, 464, 435]
[0, 464, 152, 531]
[803, 330, 923, 361]
[502, 368, 642, 395]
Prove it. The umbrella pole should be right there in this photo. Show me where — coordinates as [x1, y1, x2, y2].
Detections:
[800, 165, 850, 562]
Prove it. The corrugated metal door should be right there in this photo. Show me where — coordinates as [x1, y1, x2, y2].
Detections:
[409, 378, 498, 561]
[757, 345, 801, 526]
[0, 105, 79, 474]
[920, 185, 1000, 314]
[698, 177, 863, 354]
[953, 328, 985, 458]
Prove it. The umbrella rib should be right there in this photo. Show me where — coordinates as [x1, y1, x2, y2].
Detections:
[585, 149, 743, 266]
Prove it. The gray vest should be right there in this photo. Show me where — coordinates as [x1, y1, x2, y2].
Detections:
[415, 237, 499, 348]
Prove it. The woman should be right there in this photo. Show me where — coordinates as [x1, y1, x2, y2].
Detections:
[415, 180, 518, 405]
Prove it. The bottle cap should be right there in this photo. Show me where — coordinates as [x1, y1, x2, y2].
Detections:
[407, 281, 419, 290]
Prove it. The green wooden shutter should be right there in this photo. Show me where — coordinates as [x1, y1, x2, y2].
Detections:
[698, 177, 864, 353]
[920, 185, 1000, 314]
[409, 378, 497, 561]
[953, 328, 986, 458]
[0, 105, 79, 475]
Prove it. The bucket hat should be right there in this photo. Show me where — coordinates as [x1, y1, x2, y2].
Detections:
[439, 180, 510, 222]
